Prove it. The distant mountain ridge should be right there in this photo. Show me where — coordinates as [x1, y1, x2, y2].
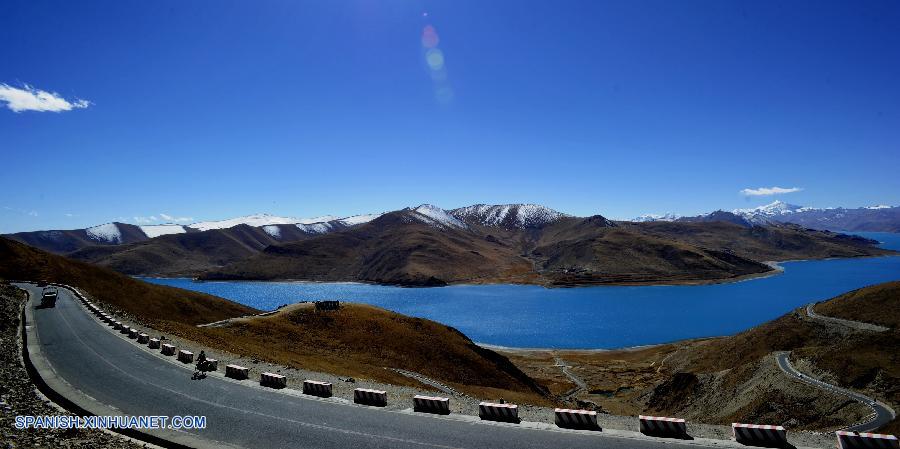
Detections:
[634, 201, 900, 232]
[4, 202, 893, 284]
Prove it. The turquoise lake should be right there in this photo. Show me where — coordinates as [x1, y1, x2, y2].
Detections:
[144, 232, 900, 349]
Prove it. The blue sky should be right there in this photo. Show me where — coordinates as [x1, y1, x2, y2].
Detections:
[2, 0, 898, 233]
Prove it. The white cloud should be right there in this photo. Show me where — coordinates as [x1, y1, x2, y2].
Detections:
[134, 215, 158, 223]
[159, 213, 193, 222]
[0, 83, 91, 113]
[27, 210, 38, 216]
[740, 186, 803, 197]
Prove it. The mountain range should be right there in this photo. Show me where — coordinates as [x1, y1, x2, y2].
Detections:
[4, 203, 892, 287]
[635, 201, 900, 232]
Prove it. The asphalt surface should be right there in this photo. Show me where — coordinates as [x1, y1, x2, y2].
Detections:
[20, 284, 739, 449]
[775, 352, 895, 432]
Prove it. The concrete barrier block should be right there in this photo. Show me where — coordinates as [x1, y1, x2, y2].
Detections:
[479, 402, 519, 423]
[148, 338, 160, 349]
[354, 388, 387, 407]
[177, 350, 194, 363]
[640, 415, 687, 437]
[137, 333, 149, 344]
[112, 321, 122, 330]
[413, 395, 450, 415]
[260, 372, 287, 389]
[120, 325, 131, 334]
[836, 431, 899, 449]
[204, 358, 218, 371]
[303, 380, 333, 398]
[226, 364, 249, 380]
[127, 328, 139, 339]
[555, 408, 599, 430]
[161, 344, 176, 356]
[732, 423, 787, 448]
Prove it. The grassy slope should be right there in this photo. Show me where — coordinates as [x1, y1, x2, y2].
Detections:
[0, 237, 254, 326]
[179, 303, 550, 402]
[814, 281, 900, 328]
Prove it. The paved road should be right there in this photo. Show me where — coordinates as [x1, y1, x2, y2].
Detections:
[19, 283, 737, 449]
[805, 303, 889, 333]
[774, 352, 896, 432]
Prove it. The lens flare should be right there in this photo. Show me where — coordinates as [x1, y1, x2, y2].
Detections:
[425, 49, 444, 71]
[421, 25, 439, 48]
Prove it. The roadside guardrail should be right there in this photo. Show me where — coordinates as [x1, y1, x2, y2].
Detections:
[479, 402, 519, 423]
[639, 415, 687, 437]
[555, 408, 599, 430]
[836, 430, 899, 449]
[354, 388, 387, 407]
[413, 395, 450, 415]
[732, 423, 787, 447]
[303, 380, 332, 398]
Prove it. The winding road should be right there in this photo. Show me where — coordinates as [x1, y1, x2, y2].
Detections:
[17, 283, 749, 449]
[775, 352, 895, 432]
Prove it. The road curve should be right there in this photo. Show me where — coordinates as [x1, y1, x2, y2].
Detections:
[774, 352, 895, 432]
[18, 283, 742, 449]
[805, 303, 889, 332]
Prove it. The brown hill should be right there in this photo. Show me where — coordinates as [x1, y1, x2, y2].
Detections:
[67, 224, 290, 277]
[6, 222, 149, 254]
[0, 237, 254, 326]
[182, 302, 549, 401]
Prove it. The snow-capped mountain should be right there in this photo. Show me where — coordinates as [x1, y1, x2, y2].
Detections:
[450, 204, 567, 229]
[189, 213, 337, 232]
[632, 213, 680, 223]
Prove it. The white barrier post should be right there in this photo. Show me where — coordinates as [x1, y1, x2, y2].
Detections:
[260, 372, 287, 388]
[479, 402, 519, 423]
[225, 364, 249, 380]
[413, 395, 450, 415]
[836, 431, 899, 449]
[354, 388, 387, 407]
[639, 415, 687, 437]
[555, 408, 599, 430]
[732, 423, 787, 448]
[303, 380, 333, 398]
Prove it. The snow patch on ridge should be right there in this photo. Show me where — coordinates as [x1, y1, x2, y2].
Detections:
[85, 223, 122, 243]
[451, 204, 566, 228]
[632, 213, 680, 222]
[338, 213, 383, 226]
[411, 204, 466, 229]
[262, 225, 281, 238]
[189, 213, 337, 232]
[296, 222, 334, 234]
[139, 224, 187, 238]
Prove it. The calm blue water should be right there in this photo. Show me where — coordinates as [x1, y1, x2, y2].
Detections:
[144, 232, 900, 349]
